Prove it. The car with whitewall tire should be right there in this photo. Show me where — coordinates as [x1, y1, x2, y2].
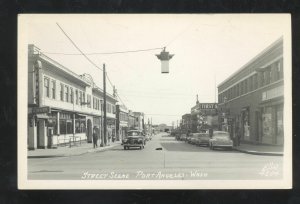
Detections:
[209, 131, 233, 150]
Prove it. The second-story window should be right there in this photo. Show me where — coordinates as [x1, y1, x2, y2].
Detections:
[44, 77, 50, 98]
[65, 85, 69, 102]
[87, 94, 91, 108]
[70, 88, 73, 103]
[79, 91, 82, 105]
[253, 74, 258, 90]
[60, 83, 64, 101]
[75, 90, 78, 105]
[276, 60, 283, 80]
[51, 80, 56, 99]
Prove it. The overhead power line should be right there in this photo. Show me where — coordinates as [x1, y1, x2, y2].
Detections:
[43, 47, 164, 55]
[56, 22, 103, 71]
[56, 22, 130, 110]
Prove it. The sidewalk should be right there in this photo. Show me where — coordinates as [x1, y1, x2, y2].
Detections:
[233, 143, 283, 156]
[28, 141, 122, 158]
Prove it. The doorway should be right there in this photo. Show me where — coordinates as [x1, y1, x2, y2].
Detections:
[87, 119, 92, 143]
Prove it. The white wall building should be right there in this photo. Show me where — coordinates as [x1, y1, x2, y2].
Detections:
[27, 44, 117, 150]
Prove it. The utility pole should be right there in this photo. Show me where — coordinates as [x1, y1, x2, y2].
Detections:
[103, 64, 107, 146]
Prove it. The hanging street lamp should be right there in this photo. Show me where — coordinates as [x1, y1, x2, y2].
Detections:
[156, 47, 174, 74]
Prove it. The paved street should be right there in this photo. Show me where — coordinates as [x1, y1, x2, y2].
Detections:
[28, 133, 283, 180]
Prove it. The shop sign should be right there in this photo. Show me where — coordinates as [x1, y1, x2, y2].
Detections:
[262, 86, 283, 101]
[199, 103, 218, 110]
[32, 106, 51, 114]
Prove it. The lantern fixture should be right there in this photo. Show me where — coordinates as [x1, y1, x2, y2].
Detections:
[156, 47, 174, 74]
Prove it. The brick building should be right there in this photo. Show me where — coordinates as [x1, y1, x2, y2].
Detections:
[218, 37, 284, 145]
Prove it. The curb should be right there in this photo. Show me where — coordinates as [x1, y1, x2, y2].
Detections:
[233, 148, 283, 156]
[28, 144, 121, 159]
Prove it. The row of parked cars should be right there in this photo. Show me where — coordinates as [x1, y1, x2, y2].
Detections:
[177, 130, 233, 150]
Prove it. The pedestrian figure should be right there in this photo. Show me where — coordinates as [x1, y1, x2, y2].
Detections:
[93, 127, 98, 148]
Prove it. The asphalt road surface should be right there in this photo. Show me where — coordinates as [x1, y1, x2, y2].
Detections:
[28, 133, 283, 180]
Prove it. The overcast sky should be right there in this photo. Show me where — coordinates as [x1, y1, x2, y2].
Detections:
[22, 14, 289, 126]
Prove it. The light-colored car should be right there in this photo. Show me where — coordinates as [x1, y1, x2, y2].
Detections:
[209, 131, 233, 150]
[194, 131, 210, 146]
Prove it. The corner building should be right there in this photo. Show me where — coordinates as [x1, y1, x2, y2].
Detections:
[27, 44, 117, 149]
[218, 37, 284, 145]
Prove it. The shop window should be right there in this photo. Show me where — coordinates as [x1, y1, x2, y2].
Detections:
[262, 107, 273, 144]
[51, 80, 56, 99]
[49, 113, 57, 135]
[59, 120, 73, 134]
[242, 108, 250, 139]
[44, 77, 50, 98]
[276, 105, 284, 145]
[60, 83, 64, 101]
[75, 116, 86, 133]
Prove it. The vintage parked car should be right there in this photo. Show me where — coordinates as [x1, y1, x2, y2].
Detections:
[123, 130, 145, 150]
[195, 130, 210, 146]
[179, 133, 187, 141]
[189, 133, 199, 144]
[209, 131, 233, 150]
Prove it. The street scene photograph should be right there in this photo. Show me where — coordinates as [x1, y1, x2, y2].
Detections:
[18, 14, 292, 189]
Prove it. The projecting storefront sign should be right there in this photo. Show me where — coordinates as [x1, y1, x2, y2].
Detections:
[192, 103, 218, 112]
[198, 103, 218, 109]
[32, 106, 51, 114]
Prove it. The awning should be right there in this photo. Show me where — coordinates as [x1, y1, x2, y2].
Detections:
[76, 113, 87, 117]
[36, 114, 50, 119]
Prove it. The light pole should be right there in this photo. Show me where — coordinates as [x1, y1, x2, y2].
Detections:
[100, 99, 104, 147]
[223, 96, 229, 132]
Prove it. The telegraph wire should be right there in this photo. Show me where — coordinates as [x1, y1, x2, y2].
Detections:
[56, 22, 103, 72]
[43, 47, 164, 56]
[57, 22, 128, 109]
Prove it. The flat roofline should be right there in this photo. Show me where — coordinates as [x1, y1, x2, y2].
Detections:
[30, 44, 91, 87]
[218, 36, 283, 88]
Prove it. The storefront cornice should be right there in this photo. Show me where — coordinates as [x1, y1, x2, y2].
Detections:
[218, 79, 284, 106]
[38, 53, 91, 88]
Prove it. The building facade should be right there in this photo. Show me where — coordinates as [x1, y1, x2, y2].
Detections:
[116, 104, 129, 141]
[28, 44, 117, 149]
[133, 112, 144, 131]
[128, 110, 136, 130]
[191, 102, 218, 131]
[217, 37, 284, 145]
[181, 113, 192, 132]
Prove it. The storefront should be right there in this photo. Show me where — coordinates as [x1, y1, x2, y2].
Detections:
[107, 118, 116, 143]
[261, 102, 283, 145]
